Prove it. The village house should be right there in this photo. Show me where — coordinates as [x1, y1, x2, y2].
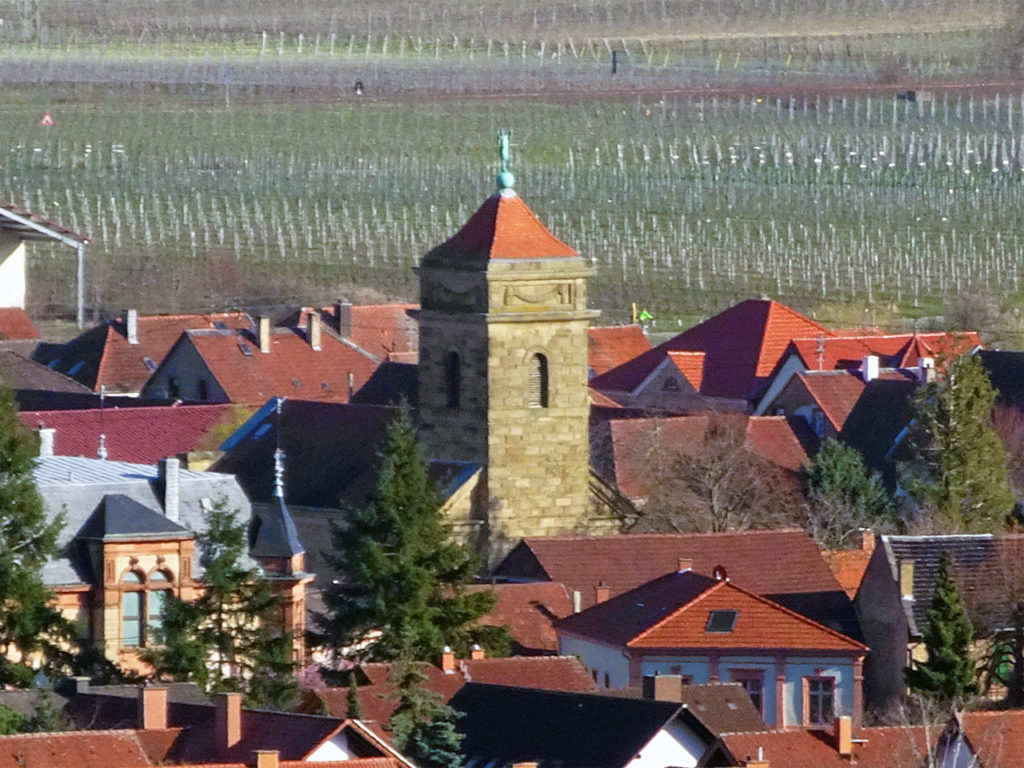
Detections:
[554, 565, 867, 727]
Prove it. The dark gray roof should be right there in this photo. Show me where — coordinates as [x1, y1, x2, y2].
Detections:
[250, 497, 305, 558]
[77, 494, 190, 540]
[882, 534, 996, 636]
[978, 350, 1024, 409]
[449, 683, 682, 768]
[605, 682, 767, 736]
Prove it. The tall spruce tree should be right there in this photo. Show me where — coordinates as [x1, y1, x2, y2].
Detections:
[145, 499, 298, 709]
[900, 353, 1015, 533]
[905, 553, 978, 702]
[0, 385, 69, 686]
[387, 654, 464, 768]
[802, 437, 895, 549]
[313, 404, 497, 662]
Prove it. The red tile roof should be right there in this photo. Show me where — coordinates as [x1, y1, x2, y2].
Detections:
[468, 582, 576, 653]
[822, 548, 874, 599]
[18, 404, 235, 463]
[0, 308, 38, 340]
[666, 351, 705, 391]
[305, 304, 419, 362]
[494, 529, 847, 612]
[605, 414, 814, 500]
[786, 331, 983, 373]
[713, 725, 935, 767]
[556, 570, 865, 653]
[588, 325, 652, 376]
[176, 761, 401, 768]
[0, 729, 170, 768]
[318, 656, 595, 726]
[591, 299, 830, 400]
[182, 329, 379, 405]
[956, 710, 1024, 767]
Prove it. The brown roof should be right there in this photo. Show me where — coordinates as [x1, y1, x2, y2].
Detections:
[468, 581, 576, 653]
[822, 548, 874, 599]
[0, 729, 173, 768]
[956, 710, 1024, 767]
[710, 725, 935, 767]
[180, 329, 379, 405]
[0, 347, 92, 394]
[588, 325, 652, 377]
[0, 308, 38, 340]
[555, 570, 866, 653]
[301, 304, 419, 362]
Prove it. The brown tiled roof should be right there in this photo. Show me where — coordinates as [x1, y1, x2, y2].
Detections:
[677, 683, 768, 735]
[0, 347, 92, 394]
[302, 304, 419, 362]
[18, 404, 234, 463]
[711, 725, 935, 767]
[591, 299, 830, 400]
[183, 329, 379, 405]
[468, 581, 577, 653]
[0, 308, 38, 340]
[0, 729, 171, 768]
[588, 325, 652, 377]
[555, 570, 865, 652]
[957, 710, 1024, 767]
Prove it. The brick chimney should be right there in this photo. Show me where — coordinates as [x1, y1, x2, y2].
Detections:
[852, 528, 876, 553]
[159, 457, 180, 523]
[441, 646, 456, 674]
[677, 557, 692, 572]
[336, 301, 353, 338]
[38, 427, 55, 458]
[642, 674, 682, 702]
[138, 686, 167, 730]
[125, 309, 139, 345]
[307, 311, 322, 352]
[258, 316, 272, 354]
[834, 715, 853, 757]
[215, 692, 242, 756]
[470, 644, 485, 660]
[254, 751, 279, 768]
[595, 581, 610, 604]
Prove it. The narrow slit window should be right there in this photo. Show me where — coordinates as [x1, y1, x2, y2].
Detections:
[528, 353, 549, 408]
[445, 352, 461, 409]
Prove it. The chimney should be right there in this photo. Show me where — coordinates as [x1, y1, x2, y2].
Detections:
[441, 646, 456, 674]
[215, 692, 242, 756]
[336, 301, 353, 338]
[159, 457, 180, 523]
[677, 557, 693, 572]
[67, 676, 90, 695]
[254, 751, 279, 768]
[642, 674, 683, 702]
[511, 763, 538, 768]
[572, 590, 582, 613]
[834, 715, 853, 757]
[470, 644, 485, 661]
[258, 315, 272, 354]
[307, 311, 322, 352]
[744, 747, 769, 768]
[917, 356, 936, 382]
[595, 581, 610, 604]
[125, 309, 139, 345]
[138, 686, 168, 731]
[899, 559, 915, 599]
[38, 427, 55, 458]
[861, 354, 879, 383]
[853, 528, 876, 553]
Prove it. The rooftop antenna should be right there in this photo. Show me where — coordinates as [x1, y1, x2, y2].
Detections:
[496, 131, 515, 196]
[97, 385, 108, 460]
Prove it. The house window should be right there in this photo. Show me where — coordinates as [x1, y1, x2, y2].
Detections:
[121, 569, 173, 649]
[122, 590, 142, 647]
[197, 378, 209, 401]
[731, 670, 766, 714]
[167, 377, 180, 399]
[445, 352, 461, 409]
[528, 354, 549, 408]
[805, 677, 835, 726]
[604, 673, 610, 689]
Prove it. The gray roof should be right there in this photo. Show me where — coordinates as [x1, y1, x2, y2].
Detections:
[250, 497, 305, 559]
[34, 456, 254, 587]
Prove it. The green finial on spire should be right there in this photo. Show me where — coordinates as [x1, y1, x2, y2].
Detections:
[496, 131, 515, 193]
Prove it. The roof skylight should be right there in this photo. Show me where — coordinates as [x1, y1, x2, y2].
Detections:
[706, 609, 738, 633]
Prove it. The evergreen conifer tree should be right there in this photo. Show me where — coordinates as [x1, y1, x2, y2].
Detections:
[345, 675, 362, 720]
[145, 499, 298, 709]
[387, 654, 464, 768]
[905, 552, 978, 702]
[900, 354, 1015, 532]
[313, 404, 498, 662]
[0, 385, 69, 685]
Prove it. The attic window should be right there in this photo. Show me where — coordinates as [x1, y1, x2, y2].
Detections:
[215, 321, 228, 330]
[238, 342, 254, 358]
[47, 358, 60, 369]
[292, 377, 301, 388]
[142, 356, 157, 372]
[706, 609, 738, 633]
[68, 361, 85, 376]
[663, 377, 680, 392]
[321, 382, 331, 391]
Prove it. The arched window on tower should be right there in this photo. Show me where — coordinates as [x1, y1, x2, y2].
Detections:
[528, 353, 549, 408]
[445, 352, 461, 409]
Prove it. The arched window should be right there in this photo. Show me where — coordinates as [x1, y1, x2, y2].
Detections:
[445, 352, 461, 409]
[528, 353, 549, 408]
[121, 569, 173, 649]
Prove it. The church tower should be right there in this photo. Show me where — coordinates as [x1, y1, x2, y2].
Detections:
[417, 138, 599, 563]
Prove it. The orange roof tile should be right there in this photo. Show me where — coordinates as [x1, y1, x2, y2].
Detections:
[592, 299, 830, 400]
[468, 581, 577, 653]
[588, 325, 652, 376]
[182, 329, 379, 406]
[787, 331, 982, 373]
[957, 710, 1024, 767]
[822, 548, 873, 598]
[715, 725, 935, 768]
[0, 308, 38, 340]
[589, 388, 624, 408]
[306, 304, 419, 362]
[666, 350, 705, 391]
[0, 729, 163, 768]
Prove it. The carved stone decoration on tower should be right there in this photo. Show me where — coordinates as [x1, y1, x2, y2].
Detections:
[416, 138, 609, 564]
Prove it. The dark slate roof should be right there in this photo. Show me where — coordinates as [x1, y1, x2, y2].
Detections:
[978, 350, 1024, 408]
[449, 683, 681, 768]
[250, 497, 305, 558]
[838, 376, 919, 488]
[350, 362, 418, 406]
[882, 534, 996, 636]
[76, 494, 191, 540]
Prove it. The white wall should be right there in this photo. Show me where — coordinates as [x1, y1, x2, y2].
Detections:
[626, 718, 708, 768]
[0, 234, 25, 309]
[306, 731, 356, 762]
[558, 635, 629, 688]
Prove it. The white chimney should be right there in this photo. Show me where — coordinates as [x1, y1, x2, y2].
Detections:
[38, 427, 55, 457]
[861, 355, 879, 383]
[917, 356, 936, 382]
[572, 590, 582, 613]
[159, 457, 180, 522]
[307, 311, 322, 351]
[125, 309, 139, 345]
[258, 316, 272, 354]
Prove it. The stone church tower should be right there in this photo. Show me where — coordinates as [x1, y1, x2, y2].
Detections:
[417, 156, 600, 563]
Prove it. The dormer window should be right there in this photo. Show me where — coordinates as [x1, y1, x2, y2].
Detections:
[706, 609, 738, 633]
[528, 354, 549, 408]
